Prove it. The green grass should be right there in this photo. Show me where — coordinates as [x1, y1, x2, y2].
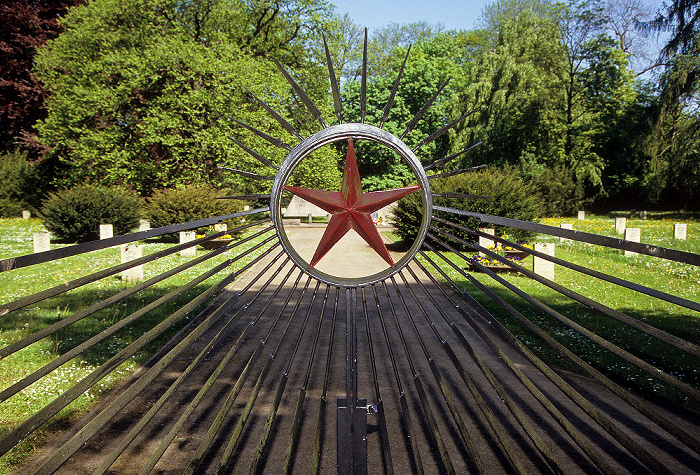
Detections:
[0, 217, 272, 473]
[421, 212, 700, 405]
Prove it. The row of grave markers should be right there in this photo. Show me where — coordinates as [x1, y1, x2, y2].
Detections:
[31, 221, 229, 282]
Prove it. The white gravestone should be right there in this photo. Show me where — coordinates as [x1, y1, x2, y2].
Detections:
[560, 223, 573, 242]
[33, 233, 51, 253]
[478, 228, 495, 255]
[214, 223, 227, 233]
[615, 217, 626, 234]
[180, 231, 196, 256]
[22, 210, 31, 219]
[99, 224, 113, 240]
[139, 219, 150, 231]
[533, 243, 555, 280]
[674, 223, 687, 240]
[577, 210, 585, 220]
[120, 244, 143, 281]
[624, 228, 640, 256]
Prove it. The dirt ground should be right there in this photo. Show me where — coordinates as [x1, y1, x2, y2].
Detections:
[22, 226, 700, 474]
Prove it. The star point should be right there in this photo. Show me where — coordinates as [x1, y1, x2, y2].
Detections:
[284, 138, 419, 268]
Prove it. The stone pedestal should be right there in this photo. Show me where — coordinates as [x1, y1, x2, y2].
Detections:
[180, 231, 196, 256]
[478, 228, 495, 255]
[33, 233, 50, 253]
[639, 211, 647, 219]
[615, 217, 626, 234]
[99, 224, 113, 240]
[139, 219, 150, 232]
[560, 223, 573, 242]
[533, 242, 555, 280]
[624, 228, 640, 256]
[577, 211, 585, 220]
[120, 244, 143, 281]
[674, 223, 687, 240]
[22, 210, 31, 219]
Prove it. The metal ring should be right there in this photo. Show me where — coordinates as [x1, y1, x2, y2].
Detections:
[271, 123, 432, 287]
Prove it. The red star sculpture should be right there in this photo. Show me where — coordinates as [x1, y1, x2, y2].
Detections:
[285, 139, 419, 268]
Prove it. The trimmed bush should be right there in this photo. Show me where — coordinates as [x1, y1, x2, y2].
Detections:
[146, 185, 244, 240]
[40, 185, 143, 242]
[394, 166, 542, 247]
[528, 166, 585, 217]
[0, 150, 42, 217]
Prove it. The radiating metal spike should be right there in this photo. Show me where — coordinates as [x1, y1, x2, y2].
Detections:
[244, 87, 303, 140]
[413, 108, 478, 152]
[217, 166, 275, 181]
[229, 135, 280, 170]
[427, 164, 487, 180]
[216, 194, 271, 200]
[323, 34, 343, 123]
[272, 57, 327, 129]
[361, 28, 368, 124]
[401, 78, 451, 140]
[423, 142, 483, 170]
[380, 45, 411, 129]
[432, 192, 489, 200]
[229, 117, 292, 151]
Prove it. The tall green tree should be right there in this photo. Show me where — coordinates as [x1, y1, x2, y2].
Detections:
[34, 0, 340, 195]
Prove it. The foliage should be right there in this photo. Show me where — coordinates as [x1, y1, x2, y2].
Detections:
[146, 185, 244, 240]
[525, 165, 585, 216]
[0, 0, 83, 156]
[40, 184, 143, 242]
[394, 166, 542, 246]
[0, 150, 43, 218]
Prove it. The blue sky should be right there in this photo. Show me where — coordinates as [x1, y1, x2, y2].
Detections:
[329, 0, 667, 33]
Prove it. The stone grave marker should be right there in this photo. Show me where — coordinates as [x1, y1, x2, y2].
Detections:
[180, 231, 196, 256]
[139, 219, 150, 232]
[624, 228, 640, 256]
[533, 242, 555, 280]
[478, 228, 495, 255]
[33, 233, 51, 253]
[22, 210, 31, 219]
[577, 210, 585, 220]
[674, 223, 687, 240]
[615, 217, 626, 234]
[560, 223, 573, 242]
[120, 244, 143, 281]
[99, 224, 113, 240]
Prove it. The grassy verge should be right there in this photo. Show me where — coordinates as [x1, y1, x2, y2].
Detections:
[420, 212, 700, 405]
[0, 217, 271, 473]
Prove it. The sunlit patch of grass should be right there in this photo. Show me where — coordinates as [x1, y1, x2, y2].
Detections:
[0, 217, 271, 473]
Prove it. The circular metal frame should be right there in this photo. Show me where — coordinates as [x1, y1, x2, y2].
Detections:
[271, 123, 432, 286]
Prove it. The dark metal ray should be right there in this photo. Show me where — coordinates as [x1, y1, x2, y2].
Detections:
[229, 135, 280, 170]
[230, 117, 292, 151]
[432, 192, 489, 200]
[216, 194, 271, 201]
[423, 142, 483, 170]
[412, 108, 478, 152]
[217, 166, 275, 181]
[272, 57, 327, 129]
[427, 164, 487, 180]
[400, 77, 451, 140]
[323, 34, 343, 123]
[380, 45, 411, 129]
[361, 28, 368, 124]
[244, 87, 302, 140]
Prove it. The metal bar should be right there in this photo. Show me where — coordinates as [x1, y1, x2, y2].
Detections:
[371, 285, 424, 475]
[229, 116, 292, 150]
[353, 397, 368, 475]
[244, 86, 302, 140]
[323, 34, 343, 123]
[183, 264, 300, 475]
[229, 135, 281, 170]
[217, 165, 275, 181]
[429, 229, 700, 404]
[432, 223, 700, 358]
[360, 287, 394, 475]
[432, 215, 700, 313]
[272, 57, 327, 129]
[427, 164, 487, 180]
[423, 242, 672, 475]
[400, 78, 450, 140]
[380, 46, 411, 129]
[431, 192, 489, 200]
[412, 108, 477, 152]
[216, 194, 271, 201]
[0, 209, 270, 272]
[423, 142, 483, 170]
[360, 28, 368, 124]
[433, 205, 700, 266]
[338, 397, 352, 475]
[93, 252, 289, 475]
[421, 244, 617, 474]
[312, 287, 340, 475]
[382, 279, 455, 475]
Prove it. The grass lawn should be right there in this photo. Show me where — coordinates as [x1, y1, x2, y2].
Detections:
[419, 211, 700, 406]
[0, 217, 272, 473]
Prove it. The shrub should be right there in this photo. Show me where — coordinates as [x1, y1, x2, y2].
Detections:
[0, 150, 42, 217]
[146, 185, 244, 240]
[393, 166, 542, 248]
[527, 166, 585, 217]
[40, 185, 143, 242]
